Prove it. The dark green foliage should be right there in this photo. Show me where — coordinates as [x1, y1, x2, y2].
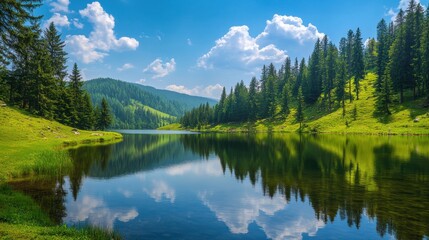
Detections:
[364, 38, 377, 72]
[281, 83, 289, 115]
[84, 78, 215, 129]
[353, 28, 365, 100]
[296, 87, 304, 130]
[182, 0, 429, 127]
[95, 98, 112, 130]
[336, 59, 347, 116]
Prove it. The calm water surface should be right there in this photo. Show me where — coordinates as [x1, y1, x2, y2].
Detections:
[12, 131, 429, 239]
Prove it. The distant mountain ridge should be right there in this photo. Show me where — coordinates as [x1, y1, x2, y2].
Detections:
[84, 78, 217, 129]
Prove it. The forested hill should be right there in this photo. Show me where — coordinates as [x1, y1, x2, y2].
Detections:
[84, 78, 216, 129]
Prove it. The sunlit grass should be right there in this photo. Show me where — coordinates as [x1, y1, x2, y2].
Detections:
[167, 73, 429, 135]
[0, 106, 122, 181]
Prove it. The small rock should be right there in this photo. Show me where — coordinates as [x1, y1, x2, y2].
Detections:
[0, 103, 6, 107]
[74, 131, 80, 135]
[413, 118, 420, 123]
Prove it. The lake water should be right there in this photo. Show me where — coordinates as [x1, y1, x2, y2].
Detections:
[12, 131, 429, 239]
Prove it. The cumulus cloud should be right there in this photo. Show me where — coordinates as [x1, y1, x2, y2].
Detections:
[65, 195, 138, 229]
[143, 58, 176, 79]
[198, 25, 286, 69]
[256, 14, 324, 45]
[144, 180, 176, 203]
[72, 18, 84, 29]
[165, 84, 223, 99]
[66, 2, 139, 63]
[198, 14, 324, 70]
[165, 160, 223, 176]
[50, 0, 70, 13]
[44, 13, 70, 29]
[117, 63, 134, 72]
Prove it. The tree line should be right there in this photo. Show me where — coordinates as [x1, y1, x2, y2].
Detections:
[181, 0, 429, 129]
[0, 0, 112, 130]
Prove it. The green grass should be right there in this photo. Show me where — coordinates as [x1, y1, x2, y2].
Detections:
[0, 184, 121, 239]
[0, 107, 123, 239]
[165, 73, 429, 135]
[0, 106, 123, 181]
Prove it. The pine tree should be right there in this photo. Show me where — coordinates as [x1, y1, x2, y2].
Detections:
[80, 93, 95, 130]
[68, 63, 84, 126]
[346, 30, 355, 102]
[390, 9, 407, 103]
[296, 87, 304, 131]
[376, 19, 389, 91]
[364, 38, 377, 71]
[304, 39, 322, 103]
[336, 59, 347, 116]
[423, 5, 429, 100]
[248, 77, 258, 121]
[0, 0, 42, 65]
[281, 83, 289, 115]
[96, 98, 112, 130]
[324, 43, 338, 111]
[353, 28, 365, 100]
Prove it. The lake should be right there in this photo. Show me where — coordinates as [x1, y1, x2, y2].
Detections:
[11, 131, 429, 239]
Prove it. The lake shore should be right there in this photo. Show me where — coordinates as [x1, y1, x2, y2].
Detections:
[0, 106, 123, 239]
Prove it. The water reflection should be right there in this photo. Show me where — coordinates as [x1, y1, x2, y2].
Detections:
[11, 133, 429, 240]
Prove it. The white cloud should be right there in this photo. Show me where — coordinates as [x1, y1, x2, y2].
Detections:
[117, 63, 134, 71]
[398, 0, 420, 10]
[187, 38, 193, 46]
[44, 13, 70, 29]
[198, 25, 286, 70]
[144, 180, 176, 203]
[166, 160, 223, 176]
[66, 2, 139, 63]
[256, 14, 324, 45]
[65, 195, 138, 229]
[387, 0, 424, 22]
[143, 58, 176, 79]
[198, 14, 324, 70]
[72, 18, 84, 29]
[50, 0, 70, 13]
[165, 84, 223, 99]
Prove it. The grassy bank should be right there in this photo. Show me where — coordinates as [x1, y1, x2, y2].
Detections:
[161, 73, 429, 135]
[0, 106, 122, 181]
[0, 106, 123, 239]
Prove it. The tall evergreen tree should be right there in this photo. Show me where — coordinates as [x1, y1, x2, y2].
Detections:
[353, 28, 365, 100]
[96, 98, 112, 130]
[336, 59, 347, 116]
[324, 43, 338, 111]
[423, 5, 429, 100]
[376, 19, 389, 91]
[346, 29, 355, 102]
[296, 87, 304, 131]
[248, 77, 258, 121]
[281, 83, 289, 115]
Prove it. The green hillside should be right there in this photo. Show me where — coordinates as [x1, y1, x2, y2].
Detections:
[164, 73, 429, 134]
[84, 78, 217, 129]
[0, 106, 122, 181]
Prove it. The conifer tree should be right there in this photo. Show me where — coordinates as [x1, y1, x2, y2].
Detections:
[248, 77, 258, 121]
[281, 84, 289, 115]
[353, 28, 365, 100]
[96, 98, 112, 130]
[296, 87, 304, 131]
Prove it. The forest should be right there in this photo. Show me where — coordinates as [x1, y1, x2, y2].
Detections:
[0, 1, 111, 130]
[180, 0, 429, 129]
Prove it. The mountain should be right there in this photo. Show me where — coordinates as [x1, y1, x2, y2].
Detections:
[84, 78, 217, 129]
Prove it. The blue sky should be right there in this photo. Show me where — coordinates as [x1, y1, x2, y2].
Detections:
[38, 0, 428, 99]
